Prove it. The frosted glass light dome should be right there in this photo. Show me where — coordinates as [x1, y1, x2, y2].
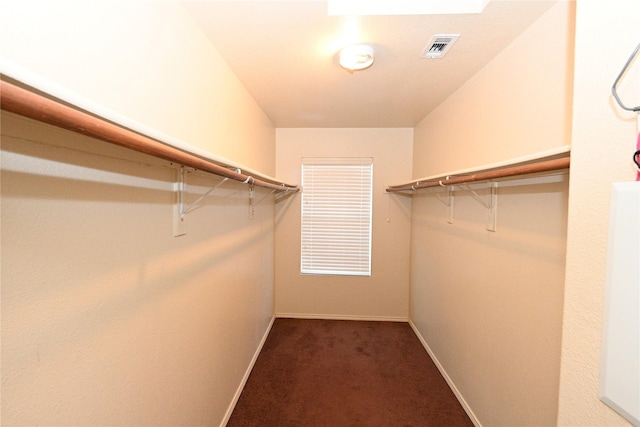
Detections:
[339, 45, 375, 72]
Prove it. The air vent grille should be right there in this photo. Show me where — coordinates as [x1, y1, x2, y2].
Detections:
[421, 34, 460, 59]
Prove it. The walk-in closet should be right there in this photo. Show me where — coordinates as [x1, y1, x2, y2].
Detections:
[1, 1, 638, 426]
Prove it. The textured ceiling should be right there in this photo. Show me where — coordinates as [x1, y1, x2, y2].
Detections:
[182, 1, 556, 128]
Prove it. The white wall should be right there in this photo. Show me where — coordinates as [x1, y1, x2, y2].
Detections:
[410, 2, 574, 425]
[1, 1, 277, 425]
[558, 1, 640, 425]
[275, 128, 413, 320]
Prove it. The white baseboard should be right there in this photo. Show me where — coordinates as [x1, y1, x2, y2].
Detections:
[220, 315, 276, 427]
[408, 319, 482, 427]
[276, 312, 408, 322]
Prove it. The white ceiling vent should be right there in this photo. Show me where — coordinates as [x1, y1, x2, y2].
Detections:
[421, 34, 460, 59]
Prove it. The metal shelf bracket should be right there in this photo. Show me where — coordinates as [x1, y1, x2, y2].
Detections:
[487, 182, 498, 232]
[453, 182, 498, 231]
[446, 186, 455, 224]
[173, 166, 231, 236]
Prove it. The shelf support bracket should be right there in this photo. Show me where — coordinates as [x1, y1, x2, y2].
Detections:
[173, 166, 231, 236]
[248, 182, 255, 220]
[458, 184, 489, 209]
[447, 186, 454, 224]
[174, 166, 187, 237]
[434, 188, 449, 206]
[456, 182, 498, 231]
[182, 177, 230, 216]
[431, 186, 454, 223]
[487, 182, 498, 232]
[275, 185, 294, 201]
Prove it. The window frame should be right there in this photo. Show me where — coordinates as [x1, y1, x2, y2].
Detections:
[300, 157, 373, 277]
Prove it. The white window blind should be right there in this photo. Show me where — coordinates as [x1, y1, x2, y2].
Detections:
[301, 158, 373, 276]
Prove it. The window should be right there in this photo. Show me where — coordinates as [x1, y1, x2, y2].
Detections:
[300, 158, 373, 276]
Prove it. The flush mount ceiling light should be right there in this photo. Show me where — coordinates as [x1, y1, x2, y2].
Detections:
[339, 44, 375, 72]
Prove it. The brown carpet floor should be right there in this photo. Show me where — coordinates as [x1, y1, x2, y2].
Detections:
[227, 318, 474, 427]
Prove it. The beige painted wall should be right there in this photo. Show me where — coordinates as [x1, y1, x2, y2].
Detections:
[412, 2, 574, 178]
[410, 2, 574, 426]
[1, 2, 277, 425]
[275, 128, 413, 320]
[558, 1, 640, 426]
[0, 0, 275, 174]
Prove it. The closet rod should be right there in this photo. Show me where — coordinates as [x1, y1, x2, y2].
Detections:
[386, 157, 570, 193]
[0, 80, 300, 193]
